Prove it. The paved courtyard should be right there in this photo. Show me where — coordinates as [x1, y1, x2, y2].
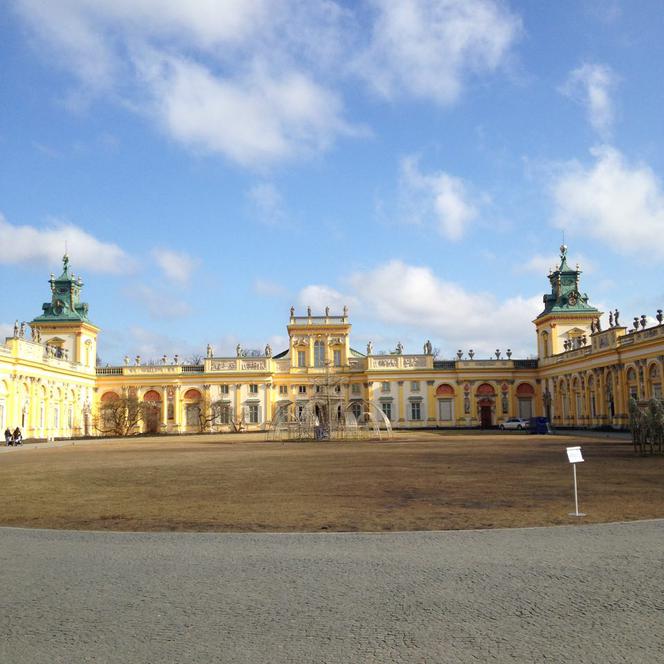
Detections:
[1, 521, 663, 663]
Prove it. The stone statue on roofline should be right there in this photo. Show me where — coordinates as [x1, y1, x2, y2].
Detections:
[265, 343, 272, 357]
[367, 341, 373, 356]
[395, 341, 403, 355]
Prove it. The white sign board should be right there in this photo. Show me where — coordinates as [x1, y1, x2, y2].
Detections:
[566, 446, 584, 464]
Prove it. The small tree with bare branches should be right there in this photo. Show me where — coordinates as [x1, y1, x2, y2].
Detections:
[94, 395, 150, 437]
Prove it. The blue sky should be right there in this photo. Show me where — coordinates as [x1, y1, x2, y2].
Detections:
[1, 0, 663, 362]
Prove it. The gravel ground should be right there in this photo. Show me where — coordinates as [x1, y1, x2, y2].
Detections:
[1, 521, 663, 663]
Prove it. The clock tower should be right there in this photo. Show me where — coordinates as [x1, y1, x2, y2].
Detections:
[534, 245, 601, 358]
[30, 254, 99, 371]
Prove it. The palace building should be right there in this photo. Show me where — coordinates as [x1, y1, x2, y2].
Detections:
[1, 246, 663, 439]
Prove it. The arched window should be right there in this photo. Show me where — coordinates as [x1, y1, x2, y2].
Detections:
[314, 340, 325, 367]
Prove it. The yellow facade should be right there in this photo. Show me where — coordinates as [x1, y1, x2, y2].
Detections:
[2, 251, 663, 439]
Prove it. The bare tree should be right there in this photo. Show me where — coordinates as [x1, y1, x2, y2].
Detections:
[197, 400, 233, 433]
[94, 396, 150, 437]
[186, 354, 204, 366]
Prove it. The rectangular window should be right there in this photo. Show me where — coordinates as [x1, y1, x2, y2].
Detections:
[248, 404, 259, 424]
[299, 385, 307, 394]
[351, 383, 360, 394]
[654, 384, 662, 399]
[381, 382, 390, 393]
[220, 384, 229, 395]
[279, 385, 288, 395]
[410, 401, 422, 421]
[518, 398, 533, 420]
[298, 351, 306, 368]
[249, 384, 258, 394]
[219, 404, 231, 424]
[438, 399, 453, 421]
[411, 381, 420, 392]
[314, 342, 325, 367]
[381, 402, 392, 421]
[333, 350, 341, 367]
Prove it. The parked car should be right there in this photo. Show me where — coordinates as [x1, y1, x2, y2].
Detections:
[528, 417, 551, 434]
[499, 417, 529, 430]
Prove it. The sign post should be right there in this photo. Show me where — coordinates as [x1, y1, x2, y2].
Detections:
[566, 446, 585, 517]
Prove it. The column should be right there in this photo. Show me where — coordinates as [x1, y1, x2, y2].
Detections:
[234, 384, 242, 424]
[263, 384, 272, 425]
[426, 380, 436, 422]
[173, 385, 182, 432]
[161, 387, 168, 431]
[398, 381, 405, 423]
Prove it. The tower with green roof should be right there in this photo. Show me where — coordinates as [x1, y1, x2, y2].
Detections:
[533, 245, 601, 358]
[30, 255, 99, 370]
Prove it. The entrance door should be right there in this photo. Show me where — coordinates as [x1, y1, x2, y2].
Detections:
[480, 405, 492, 429]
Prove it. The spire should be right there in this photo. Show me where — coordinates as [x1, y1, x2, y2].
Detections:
[31, 256, 91, 323]
[59, 252, 71, 279]
[558, 243, 571, 272]
[536, 244, 598, 318]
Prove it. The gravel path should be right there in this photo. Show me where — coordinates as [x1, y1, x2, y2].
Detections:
[1, 521, 662, 663]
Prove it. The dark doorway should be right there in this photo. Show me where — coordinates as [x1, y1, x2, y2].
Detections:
[480, 402, 492, 428]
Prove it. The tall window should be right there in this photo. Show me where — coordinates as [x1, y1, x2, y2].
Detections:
[410, 401, 422, 420]
[298, 351, 306, 367]
[438, 399, 453, 421]
[333, 350, 341, 366]
[381, 402, 392, 421]
[314, 340, 325, 367]
[219, 404, 231, 424]
[351, 383, 360, 395]
[248, 404, 259, 423]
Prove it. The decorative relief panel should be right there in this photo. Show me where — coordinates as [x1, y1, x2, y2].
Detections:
[209, 360, 237, 371]
[374, 358, 398, 368]
[240, 359, 267, 371]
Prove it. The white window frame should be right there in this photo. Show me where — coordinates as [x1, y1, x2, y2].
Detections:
[438, 398, 453, 421]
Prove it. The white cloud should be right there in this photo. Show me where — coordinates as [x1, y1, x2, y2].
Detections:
[0, 212, 131, 273]
[518, 253, 595, 276]
[253, 279, 287, 297]
[552, 146, 664, 257]
[399, 156, 478, 240]
[135, 52, 354, 166]
[128, 285, 191, 320]
[152, 247, 198, 285]
[561, 62, 618, 136]
[298, 260, 541, 356]
[247, 182, 287, 226]
[297, 285, 358, 316]
[356, 0, 521, 105]
[14, 0, 357, 167]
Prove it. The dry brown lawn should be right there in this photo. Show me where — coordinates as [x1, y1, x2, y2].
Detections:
[1, 431, 662, 532]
